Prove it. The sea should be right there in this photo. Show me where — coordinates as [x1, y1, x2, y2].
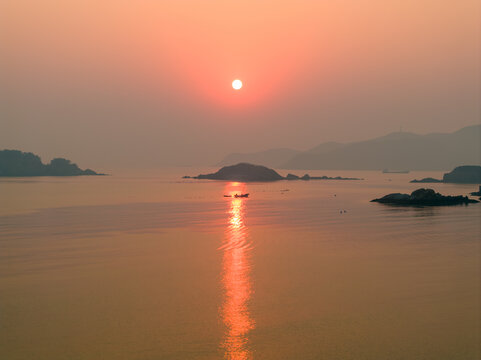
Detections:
[1, 168, 480, 360]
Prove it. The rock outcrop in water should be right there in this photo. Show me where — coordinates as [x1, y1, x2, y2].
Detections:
[371, 188, 479, 206]
[410, 177, 443, 183]
[470, 186, 481, 196]
[184, 163, 362, 182]
[410, 165, 481, 184]
[285, 173, 360, 181]
[0, 149, 105, 177]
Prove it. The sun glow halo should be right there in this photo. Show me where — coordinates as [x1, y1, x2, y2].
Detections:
[232, 79, 243, 90]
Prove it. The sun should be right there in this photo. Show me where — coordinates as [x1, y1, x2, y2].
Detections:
[232, 79, 243, 90]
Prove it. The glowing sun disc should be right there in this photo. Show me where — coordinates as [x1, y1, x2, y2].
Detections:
[232, 79, 243, 90]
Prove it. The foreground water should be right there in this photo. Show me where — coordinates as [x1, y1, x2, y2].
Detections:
[1, 169, 480, 360]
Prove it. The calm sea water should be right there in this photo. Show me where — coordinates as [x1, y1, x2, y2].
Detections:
[1, 169, 480, 360]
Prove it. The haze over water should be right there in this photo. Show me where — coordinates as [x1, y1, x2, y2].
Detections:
[1, 169, 479, 359]
[1, 1, 479, 167]
[1, 0, 480, 358]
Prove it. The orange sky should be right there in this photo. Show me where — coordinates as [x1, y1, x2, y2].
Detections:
[1, 0, 479, 167]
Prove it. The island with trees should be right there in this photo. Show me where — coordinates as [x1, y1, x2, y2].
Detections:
[183, 163, 362, 182]
[0, 150, 105, 177]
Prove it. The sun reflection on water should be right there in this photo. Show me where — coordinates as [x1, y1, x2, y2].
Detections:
[220, 182, 254, 360]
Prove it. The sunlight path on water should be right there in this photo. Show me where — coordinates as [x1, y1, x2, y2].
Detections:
[220, 182, 254, 360]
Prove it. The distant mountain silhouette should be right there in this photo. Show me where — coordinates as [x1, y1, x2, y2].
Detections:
[305, 141, 345, 154]
[218, 148, 300, 168]
[0, 150, 104, 176]
[283, 125, 480, 170]
[219, 125, 481, 171]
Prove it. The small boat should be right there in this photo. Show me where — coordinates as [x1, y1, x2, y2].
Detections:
[224, 193, 249, 198]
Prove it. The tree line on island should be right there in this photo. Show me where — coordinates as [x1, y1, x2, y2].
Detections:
[0, 150, 104, 177]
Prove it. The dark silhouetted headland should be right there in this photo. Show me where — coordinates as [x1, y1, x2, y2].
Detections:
[411, 165, 481, 184]
[184, 163, 362, 182]
[371, 188, 479, 206]
[0, 150, 105, 177]
[442, 166, 481, 184]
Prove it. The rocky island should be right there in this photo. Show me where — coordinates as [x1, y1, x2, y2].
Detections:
[470, 186, 481, 196]
[410, 165, 481, 184]
[371, 188, 479, 206]
[410, 177, 443, 183]
[183, 163, 362, 182]
[0, 150, 105, 177]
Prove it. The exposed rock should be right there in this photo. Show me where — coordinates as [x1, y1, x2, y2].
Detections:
[286, 173, 300, 180]
[371, 188, 479, 206]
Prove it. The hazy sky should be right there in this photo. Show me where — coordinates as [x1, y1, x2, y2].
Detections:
[1, 0, 480, 169]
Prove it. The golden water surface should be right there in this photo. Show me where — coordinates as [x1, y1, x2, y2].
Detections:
[0, 169, 480, 359]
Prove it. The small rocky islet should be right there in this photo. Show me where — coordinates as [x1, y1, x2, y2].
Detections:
[470, 186, 481, 197]
[371, 188, 478, 206]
